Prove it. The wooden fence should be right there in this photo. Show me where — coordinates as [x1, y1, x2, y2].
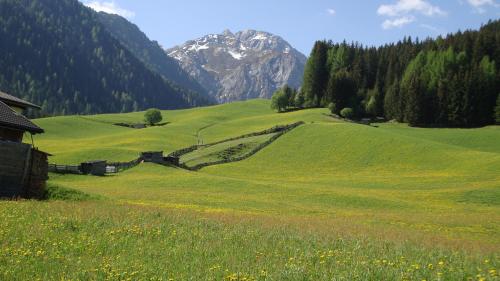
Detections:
[49, 158, 142, 176]
[48, 164, 82, 174]
[107, 158, 142, 173]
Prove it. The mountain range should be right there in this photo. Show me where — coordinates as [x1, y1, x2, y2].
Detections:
[167, 30, 307, 103]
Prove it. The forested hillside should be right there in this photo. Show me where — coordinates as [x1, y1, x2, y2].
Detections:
[97, 12, 214, 105]
[0, 0, 209, 116]
[299, 20, 500, 127]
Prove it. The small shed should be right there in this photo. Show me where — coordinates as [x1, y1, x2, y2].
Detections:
[0, 91, 49, 198]
[141, 151, 164, 163]
[81, 160, 107, 176]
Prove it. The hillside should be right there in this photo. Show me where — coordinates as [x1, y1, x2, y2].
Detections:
[0, 0, 209, 116]
[167, 30, 307, 103]
[34, 100, 499, 228]
[0, 100, 497, 278]
[97, 12, 214, 105]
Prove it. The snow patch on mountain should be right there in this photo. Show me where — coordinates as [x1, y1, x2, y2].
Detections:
[252, 34, 268, 40]
[188, 43, 209, 52]
[228, 50, 245, 60]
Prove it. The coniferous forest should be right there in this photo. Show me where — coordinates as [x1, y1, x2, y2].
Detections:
[0, 0, 210, 116]
[298, 20, 500, 127]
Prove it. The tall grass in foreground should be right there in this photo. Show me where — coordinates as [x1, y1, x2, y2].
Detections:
[0, 200, 497, 281]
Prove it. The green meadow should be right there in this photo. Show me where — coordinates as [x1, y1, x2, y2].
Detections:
[1, 99, 499, 280]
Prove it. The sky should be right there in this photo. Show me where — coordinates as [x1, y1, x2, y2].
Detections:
[82, 0, 500, 55]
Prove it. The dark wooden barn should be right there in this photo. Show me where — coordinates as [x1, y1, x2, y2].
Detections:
[141, 151, 165, 163]
[0, 91, 49, 198]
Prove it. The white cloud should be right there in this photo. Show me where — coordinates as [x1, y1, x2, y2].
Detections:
[378, 0, 446, 17]
[84, 1, 135, 18]
[377, 0, 445, 30]
[467, 0, 496, 6]
[382, 16, 415, 29]
[327, 8, 336, 16]
[466, 0, 499, 13]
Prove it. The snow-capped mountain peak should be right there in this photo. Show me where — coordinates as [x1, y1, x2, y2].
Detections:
[166, 29, 306, 103]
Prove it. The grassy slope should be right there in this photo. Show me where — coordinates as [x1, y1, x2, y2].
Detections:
[34, 99, 322, 163]
[2, 99, 498, 280]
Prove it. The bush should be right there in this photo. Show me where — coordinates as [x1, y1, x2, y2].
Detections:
[328, 102, 337, 114]
[43, 184, 97, 201]
[340, 108, 354, 119]
[144, 109, 163, 125]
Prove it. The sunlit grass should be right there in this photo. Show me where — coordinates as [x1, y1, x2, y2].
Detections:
[0, 200, 498, 280]
[6, 99, 499, 279]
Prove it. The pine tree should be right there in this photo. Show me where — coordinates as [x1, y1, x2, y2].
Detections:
[475, 56, 497, 124]
[383, 80, 401, 121]
[294, 89, 305, 108]
[436, 79, 449, 125]
[327, 70, 357, 114]
[448, 74, 465, 126]
[495, 93, 500, 124]
[405, 75, 423, 126]
[302, 41, 329, 107]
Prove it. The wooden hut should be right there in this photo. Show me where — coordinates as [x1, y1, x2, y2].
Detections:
[81, 160, 107, 176]
[141, 151, 164, 163]
[0, 91, 49, 198]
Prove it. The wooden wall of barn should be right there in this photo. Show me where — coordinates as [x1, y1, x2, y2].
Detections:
[0, 141, 48, 198]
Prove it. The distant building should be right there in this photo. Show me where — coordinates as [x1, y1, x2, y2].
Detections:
[0, 91, 49, 198]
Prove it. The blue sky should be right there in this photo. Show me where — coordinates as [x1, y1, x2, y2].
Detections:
[83, 0, 500, 55]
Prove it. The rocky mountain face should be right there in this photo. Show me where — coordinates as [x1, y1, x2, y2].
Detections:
[166, 30, 307, 103]
[97, 13, 214, 105]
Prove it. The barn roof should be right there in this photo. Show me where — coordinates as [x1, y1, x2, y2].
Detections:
[0, 91, 41, 110]
[0, 101, 44, 134]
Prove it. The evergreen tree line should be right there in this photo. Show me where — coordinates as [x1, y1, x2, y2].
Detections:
[0, 0, 210, 117]
[297, 20, 500, 127]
